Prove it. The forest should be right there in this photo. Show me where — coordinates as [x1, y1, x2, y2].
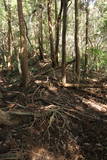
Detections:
[0, 0, 107, 159]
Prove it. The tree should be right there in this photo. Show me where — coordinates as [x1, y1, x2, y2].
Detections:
[75, 0, 80, 81]
[55, 0, 63, 67]
[47, 0, 55, 67]
[3, 0, 13, 70]
[62, 0, 68, 84]
[38, 4, 44, 61]
[17, 0, 28, 87]
[84, 2, 89, 74]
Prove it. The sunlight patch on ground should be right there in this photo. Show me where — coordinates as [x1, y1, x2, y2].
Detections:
[34, 80, 47, 84]
[82, 98, 107, 112]
[40, 104, 59, 111]
[91, 78, 98, 82]
[86, 77, 98, 82]
[34, 80, 58, 92]
[30, 147, 65, 160]
[0, 79, 3, 83]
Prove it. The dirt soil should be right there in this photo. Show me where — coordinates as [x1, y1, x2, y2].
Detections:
[0, 62, 107, 160]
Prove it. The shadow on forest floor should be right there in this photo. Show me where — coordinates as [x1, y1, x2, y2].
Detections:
[0, 63, 107, 160]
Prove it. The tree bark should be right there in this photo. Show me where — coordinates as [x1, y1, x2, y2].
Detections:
[47, 0, 55, 67]
[3, 0, 13, 70]
[55, 0, 63, 67]
[38, 7, 44, 61]
[17, 0, 28, 87]
[84, 4, 89, 74]
[62, 0, 68, 84]
[75, 0, 80, 82]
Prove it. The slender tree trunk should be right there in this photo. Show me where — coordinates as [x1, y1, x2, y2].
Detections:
[7, 0, 13, 70]
[62, 0, 68, 84]
[75, 0, 80, 82]
[38, 8, 44, 60]
[17, 0, 28, 87]
[3, 0, 13, 70]
[84, 4, 89, 73]
[47, 0, 55, 67]
[55, 0, 63, 67]
[55, 0, 58, 23]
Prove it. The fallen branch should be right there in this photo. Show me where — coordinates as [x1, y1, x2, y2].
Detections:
[0, 107, 57, 126]
[61, 83, 107, 88]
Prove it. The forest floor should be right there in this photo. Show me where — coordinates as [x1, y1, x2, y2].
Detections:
[0, 60, 107, 160]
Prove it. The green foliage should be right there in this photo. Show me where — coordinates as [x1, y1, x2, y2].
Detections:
[88, 47, 107, 70]
[89, 48, 103, 56]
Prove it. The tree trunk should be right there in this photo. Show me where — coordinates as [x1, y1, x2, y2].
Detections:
[17, 0, 28, 87]
[38, 8, 44, 61]
[3, 0, 13, 70]
[84, 4, 89, 74]
[55, 0, 63, 67]
[47, 0, 55, 67]
[62, 0, 68, 84]
[75, 0, 80, 82]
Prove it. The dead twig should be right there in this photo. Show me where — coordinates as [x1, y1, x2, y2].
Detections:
[32, 86, 41, 104]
